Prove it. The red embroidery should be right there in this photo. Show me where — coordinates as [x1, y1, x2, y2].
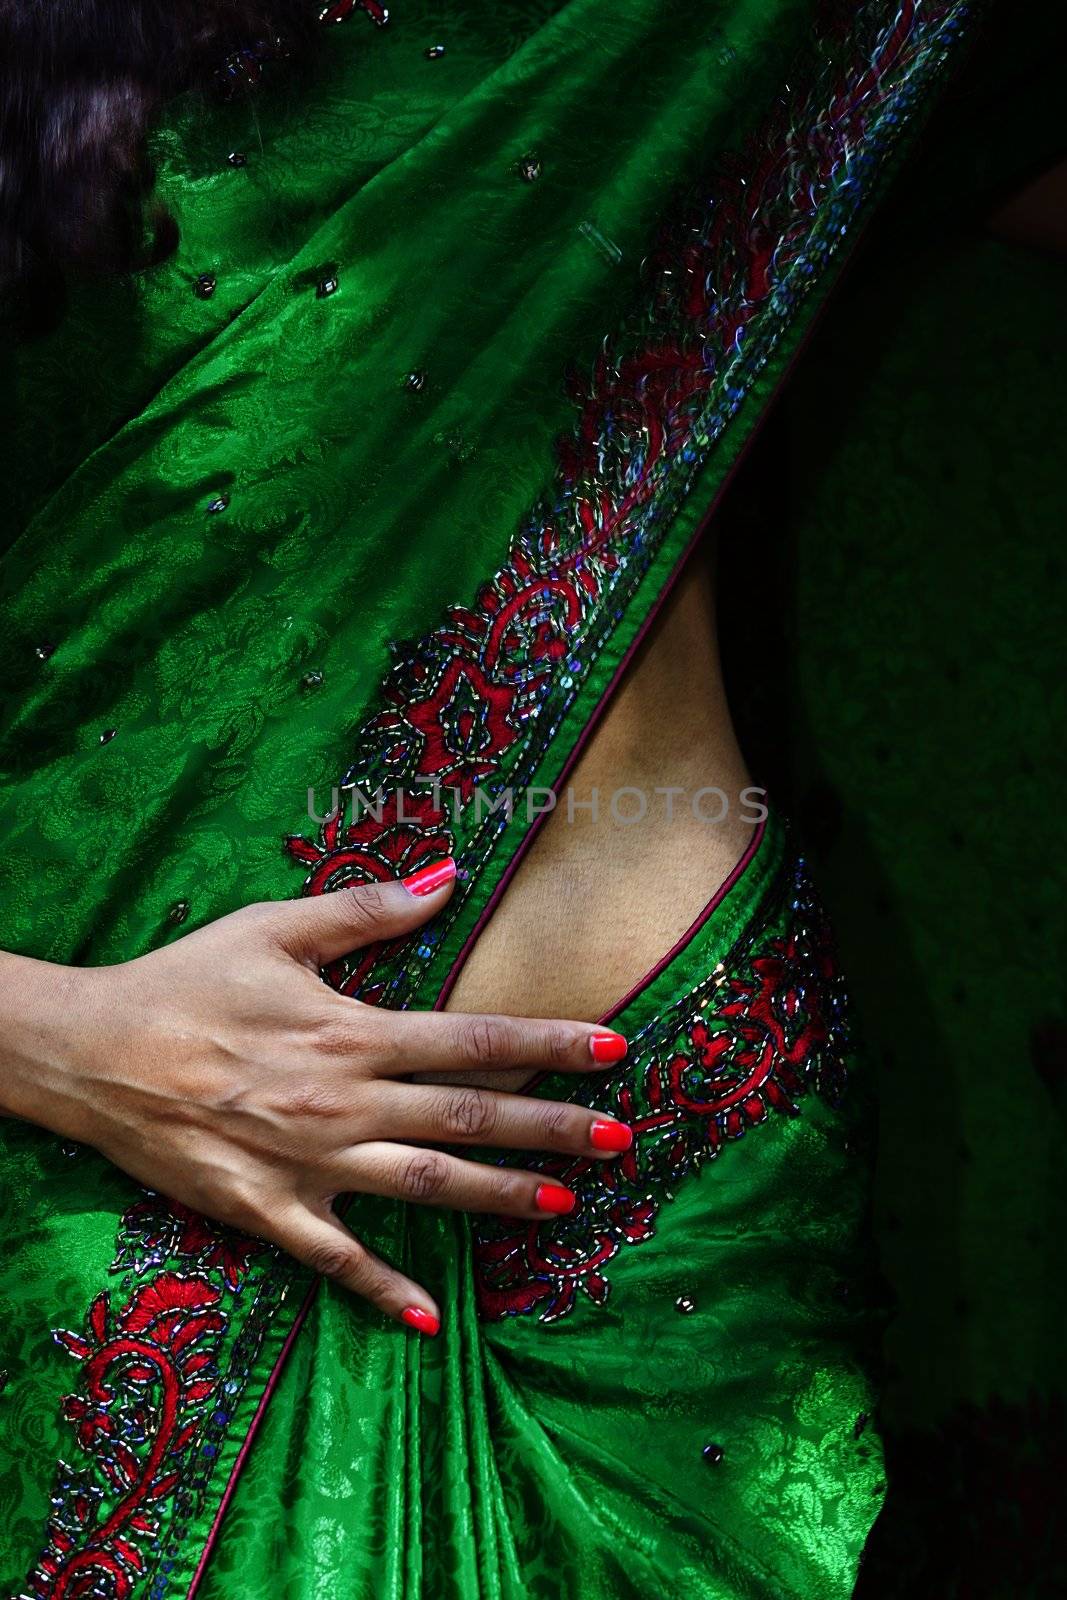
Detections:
[24, 4, 969, 1591]
[380, 654, 524, 806]
[24, 1204, 267, 1599]
[319, 0, 389, 26]
[474, 858, 848, 1322]
[286, 789, 451, 999]
[120, 1198, 263, 1292]
[285, 0, 969, 1011]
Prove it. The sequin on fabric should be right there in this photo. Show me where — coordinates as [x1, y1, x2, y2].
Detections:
[474, 850, 848, 1321]
[285, 0, 972, 1011]
[20, 1205, 285, 1600]
[14, 2, 970, 1592]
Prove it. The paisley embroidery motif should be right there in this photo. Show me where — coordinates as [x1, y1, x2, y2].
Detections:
[474, 854, 849, 1322]
[21, 1206, 278, 1600]
[21, 2, 969, 1591]
[284, 0, 972, 1011]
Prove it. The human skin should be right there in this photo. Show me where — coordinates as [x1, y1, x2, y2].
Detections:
[447, 154, 1067, 1063]
[0, 872, 632, 1336]
[0, 539, 748, 1334]
[442, 542, 756, 1091]
[2, 58, 1058, 1347]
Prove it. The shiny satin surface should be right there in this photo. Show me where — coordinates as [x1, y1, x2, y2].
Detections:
[0, 2, 971, 1595]
[195, 812, 886, 1600]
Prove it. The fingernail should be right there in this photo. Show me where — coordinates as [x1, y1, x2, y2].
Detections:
[590, 1119, 633, 1153]
[590, 1030, 627, 1064]
[402, 857, 456, 897]
[401, 1306, 441, 1336]
[536, 1183, 575, 1215]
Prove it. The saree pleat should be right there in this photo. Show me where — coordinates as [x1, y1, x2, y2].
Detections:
[183, 816, 885, 1599]
[0, 2, 975, 1595]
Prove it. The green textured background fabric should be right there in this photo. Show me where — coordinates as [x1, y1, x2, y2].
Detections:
[3, 1, 1057, 1597]
[194, 815, 886, 1600]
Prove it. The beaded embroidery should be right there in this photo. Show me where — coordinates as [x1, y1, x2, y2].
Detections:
[474, 851, 849, 1322]
[284, 0, 972, 1012]
[21, 1205, 285, 1599]
[23, 2, 969, 1592]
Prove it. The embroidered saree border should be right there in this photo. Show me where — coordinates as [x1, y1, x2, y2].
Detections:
[284, 0, 972, 1011]
[17, 3, 973, 1594]
[472, 832, 850, 1324]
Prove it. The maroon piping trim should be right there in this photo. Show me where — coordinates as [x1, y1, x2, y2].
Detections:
[183, 392, 780, 1598]
[183, 59, 916, 1594]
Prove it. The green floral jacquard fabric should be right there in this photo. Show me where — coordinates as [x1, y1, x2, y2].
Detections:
[0, 3, 975, 1595]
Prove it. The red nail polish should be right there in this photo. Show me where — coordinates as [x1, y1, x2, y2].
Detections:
[401, 1306, 441, 1336]
[402, 857, 457, 897]
[536, 1183, 575, 1215]
[590, 1030, 627, 1064]
[590, 1119, 633, 1153]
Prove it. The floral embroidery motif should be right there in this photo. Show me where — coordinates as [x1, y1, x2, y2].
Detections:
[285, 0, 971, 1012]
[474, 856, 849, 1322]
[380, 654, 525, 805]
[286, 789, 451, 1000]
[22, 1205, 275, 1600]
[118, 1199, 265, 1293]
[24, 3, 970, 1592]
[30, 1275, 225, 1597]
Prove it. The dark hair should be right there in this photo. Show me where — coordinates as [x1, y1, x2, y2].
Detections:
[0, 1, 318, 295]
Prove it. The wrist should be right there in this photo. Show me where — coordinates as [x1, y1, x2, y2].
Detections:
[0, 951, 103, 1140]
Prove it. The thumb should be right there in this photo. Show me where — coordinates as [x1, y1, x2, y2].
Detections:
[274, 856, 457, 965]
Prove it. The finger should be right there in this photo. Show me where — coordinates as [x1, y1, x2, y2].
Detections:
[273, 857, 457, 964]
[271, 1200, 441, 1334]
[325, 1141, 584, 1221]
[372, 1081, 633, 1158]
[362, 1008, 628, 1078]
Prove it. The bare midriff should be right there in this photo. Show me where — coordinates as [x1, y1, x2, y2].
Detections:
[431, 166, 1067, 1096]
[435, 535, 755, 1093]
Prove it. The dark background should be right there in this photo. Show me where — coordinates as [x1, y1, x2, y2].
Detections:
[719, 9, 1067, 1593]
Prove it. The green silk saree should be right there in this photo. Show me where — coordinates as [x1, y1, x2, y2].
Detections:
[0, 2, 975, 1595]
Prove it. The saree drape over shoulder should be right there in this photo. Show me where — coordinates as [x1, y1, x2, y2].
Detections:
[0, 2, 974, 1596]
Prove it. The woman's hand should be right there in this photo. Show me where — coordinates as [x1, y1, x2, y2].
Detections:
[0, 859, 630, 1334]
